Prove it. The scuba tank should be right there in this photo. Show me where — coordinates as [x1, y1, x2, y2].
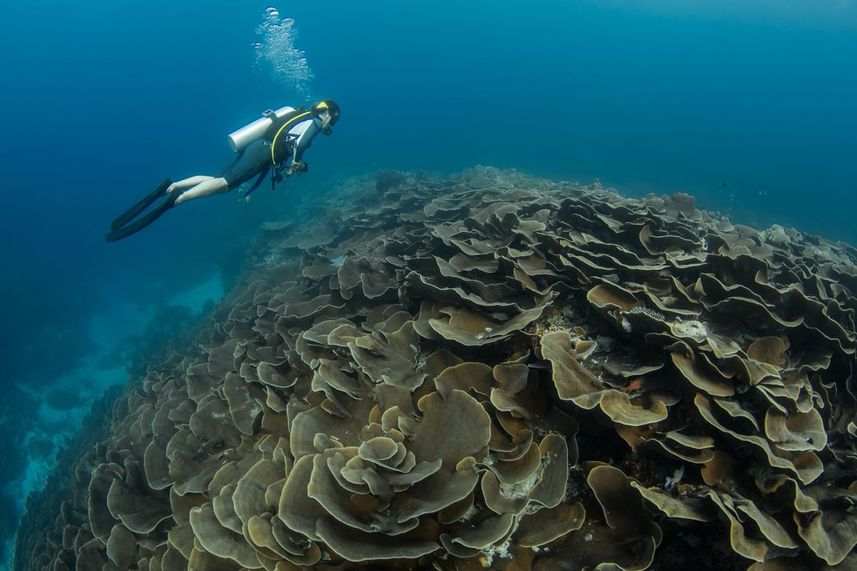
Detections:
[227, 106, 296, 152]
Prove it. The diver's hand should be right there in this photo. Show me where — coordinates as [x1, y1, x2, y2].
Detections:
[287, 160, 307, 176]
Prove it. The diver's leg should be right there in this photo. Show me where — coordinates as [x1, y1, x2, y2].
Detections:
[174, 177, 230, 205]
[105, 192, 179, 242]
[167, 176, 215, 195]
[109, 174, 213, 231]
[109, 178, 172, 230]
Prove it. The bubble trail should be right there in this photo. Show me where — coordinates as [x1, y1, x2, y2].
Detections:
[254, 6, 315, 102]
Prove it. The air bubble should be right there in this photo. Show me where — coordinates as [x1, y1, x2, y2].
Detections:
[254, 6, 314, 101]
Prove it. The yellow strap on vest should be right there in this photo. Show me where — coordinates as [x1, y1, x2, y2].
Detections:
[270, 111, 312, 165]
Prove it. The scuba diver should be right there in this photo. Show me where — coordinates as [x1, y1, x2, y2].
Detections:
[106, 99, 341, 242]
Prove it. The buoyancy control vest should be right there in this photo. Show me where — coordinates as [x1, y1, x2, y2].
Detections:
[266, 109, 314, 166]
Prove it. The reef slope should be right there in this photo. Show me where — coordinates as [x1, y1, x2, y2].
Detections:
[15, 168, 857, 570]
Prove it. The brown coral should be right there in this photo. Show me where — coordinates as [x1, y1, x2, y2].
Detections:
[15, 167, 857, 571]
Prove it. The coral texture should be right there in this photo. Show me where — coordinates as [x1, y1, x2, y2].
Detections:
[15, 168, 857, 570]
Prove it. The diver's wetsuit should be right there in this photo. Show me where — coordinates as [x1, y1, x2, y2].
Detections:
[106, 109, 324, 242]
[222, 110, 322, 198]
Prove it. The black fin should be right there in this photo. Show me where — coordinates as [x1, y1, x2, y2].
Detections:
[105, 192, 178, 242]
[109, 178, 172, 231]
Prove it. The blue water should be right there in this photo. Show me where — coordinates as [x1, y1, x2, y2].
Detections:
[1, 0, 856, 565]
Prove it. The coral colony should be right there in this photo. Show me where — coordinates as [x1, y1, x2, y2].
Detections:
[16, 168, 857, 569]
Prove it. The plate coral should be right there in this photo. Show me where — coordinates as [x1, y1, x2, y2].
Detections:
[15, 168, 857, 570]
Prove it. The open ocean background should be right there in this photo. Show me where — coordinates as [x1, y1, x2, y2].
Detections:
[1, 0, 856, 566]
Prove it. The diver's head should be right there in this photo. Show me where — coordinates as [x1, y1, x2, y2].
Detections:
[311, 99, 340, 134]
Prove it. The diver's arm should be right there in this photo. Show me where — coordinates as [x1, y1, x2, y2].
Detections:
[174, 177, 230, 205]
[291, 140, 310, 172]
[287, 125, 319, 175]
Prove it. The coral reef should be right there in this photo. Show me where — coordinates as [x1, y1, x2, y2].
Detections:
[15, 167, 857, 570]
